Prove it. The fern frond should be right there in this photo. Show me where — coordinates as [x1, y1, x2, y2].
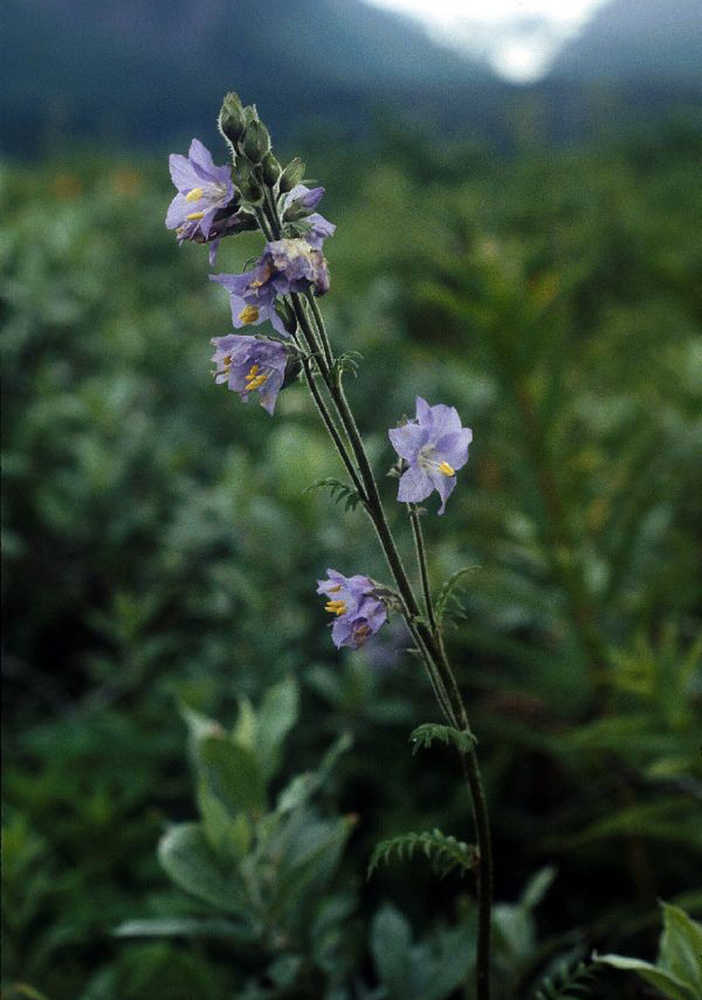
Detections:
[533, 959, 599, 1000]
[435, 566, 480, 627]
[304, 477, 363, 511]
[368, 828, 477, 879]
[332, 351, 363, 380]
[410, 723, 476, 755]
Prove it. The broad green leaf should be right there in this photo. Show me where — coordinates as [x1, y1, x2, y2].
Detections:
[275, 731, 353, 814]
[114, 917, 254, 940]
[413, 922, 474, 1000]
[197, 780, 252, 859]
[268, 815, 355, 920]
[232, 696, 257, 751]
[597, 954, 697, 1000]
[659, 903, 702, 995]
[198, 736, 266, 816]
[157, 823, 248, 914]
[371, 905, 412, 997]
[179, 703, 225, 745]
[256, 677, 299, 780]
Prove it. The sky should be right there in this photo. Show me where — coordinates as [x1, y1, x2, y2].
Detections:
[367, 0, 608, 82]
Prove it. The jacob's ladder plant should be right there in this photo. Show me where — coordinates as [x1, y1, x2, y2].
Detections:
[165, 91, 494, 999]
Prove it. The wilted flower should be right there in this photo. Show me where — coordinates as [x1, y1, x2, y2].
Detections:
[210, 334, 288, 414]
[388, 397, 472, 515]
[317, 570, 388, 650]
[166, 140, 236, 261]
[263, 238, 331, 296]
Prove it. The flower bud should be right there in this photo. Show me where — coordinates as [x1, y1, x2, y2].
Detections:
[261, 152, 281, 187]
[233, 162, 263, 203]
[242, 121, 271, 164]
[218, 92, 246, 145]
[279, 157, 306, 193]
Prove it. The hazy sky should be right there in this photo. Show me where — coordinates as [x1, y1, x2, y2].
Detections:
[367, 0, 608, 81]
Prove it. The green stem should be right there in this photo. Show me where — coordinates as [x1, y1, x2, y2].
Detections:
[264, 189, 493, 997]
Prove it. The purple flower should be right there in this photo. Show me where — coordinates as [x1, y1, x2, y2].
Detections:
[210, 262, 288, 336]
[317, 569, 388, 650]
[166, 140, 235, 257]
[282, 184, 336, 250]
[388, 397, 472, 515]
[210, 334, 288, 414]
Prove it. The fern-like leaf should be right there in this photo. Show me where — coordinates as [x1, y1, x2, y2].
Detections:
[332, 351, 363, 380]
[305, 478, 363, 511]
[435, 566, 480, 627]
[410, 723, 476, 755]
[368, 829, 477, 879]
[533, 959, 599, 1000]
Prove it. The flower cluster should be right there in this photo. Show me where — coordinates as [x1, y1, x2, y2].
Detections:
[166, 97, 334, 415]
[166, 94, 474, 654]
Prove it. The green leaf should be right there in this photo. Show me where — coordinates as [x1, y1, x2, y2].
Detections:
[276, 731, 353, 814]
[256, 676, 299, 780]
[304, 477, 363, 511]
[435, 566, 480, 627]
[114, 917, 254, 940]
[231, 696, 257, 751]
[368, 828, 477, 879]
[371, 905, 413, 997]
[659, 902, 702, 995]
[409, 723, 476, 755]
[596, 954, 697, 1000]
[197, 781, 252, 860]
[157, 823, 248, 914]
[520, 866, 557, 909]
[198, 736, 266, 816]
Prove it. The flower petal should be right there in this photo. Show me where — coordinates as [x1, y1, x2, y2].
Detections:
[388, 422, 428, 463]
[397, 465, 433, 504]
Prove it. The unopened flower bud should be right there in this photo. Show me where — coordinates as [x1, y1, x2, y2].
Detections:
[279, 157, 306, 193]
[242, 121, 271, 164]
[262, 152, 281, 187]
[234, 161, 264, 203]
[218, 92, 246, 145]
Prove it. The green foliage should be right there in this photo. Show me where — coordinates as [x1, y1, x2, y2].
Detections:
[598, 903, 702, 1000]
[3, 124, 702, 998]
[532, 959, 599, 1000]
[370, 904, 475, 1000]
[305, 477, 364, 511]
[409, 722, 477, 755]
[368, 828, 477, 879]
[434, 566, 480, 628]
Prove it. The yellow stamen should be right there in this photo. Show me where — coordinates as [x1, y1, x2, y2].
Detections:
[245, 374, 268, 390]
[222, 354, 232, 369]
[327, 584, 341, 593]
[185, 187, 204, 202]
[324, 600, 347, 616]
[238, 305, 260, 325]
[186, 210, 205, 221]
[438, 461, 455, 477]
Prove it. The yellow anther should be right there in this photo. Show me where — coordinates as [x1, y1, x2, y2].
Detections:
[245, 374, 268, 390]
[327, 585, 341, 593]
[186, 210, 205, 220]
[185, 187, 204, 202]
[247, 363, 260, 377]
[324, 600, 347, 616]
[438, 461, 455, 477]
[222, 354, 232, 369]
[238, 305, 260, 325]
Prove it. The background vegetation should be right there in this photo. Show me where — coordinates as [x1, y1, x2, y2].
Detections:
[2, 115, 701, 998]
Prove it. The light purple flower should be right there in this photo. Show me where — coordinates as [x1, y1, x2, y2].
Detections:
[317, 570, 388, 650]
[388, 397, 472, 515]
[210, 262, 288, 336]
[166, 140, 235, 254]
[210, 334, 288, 414]
[282, 184, 336, 250]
